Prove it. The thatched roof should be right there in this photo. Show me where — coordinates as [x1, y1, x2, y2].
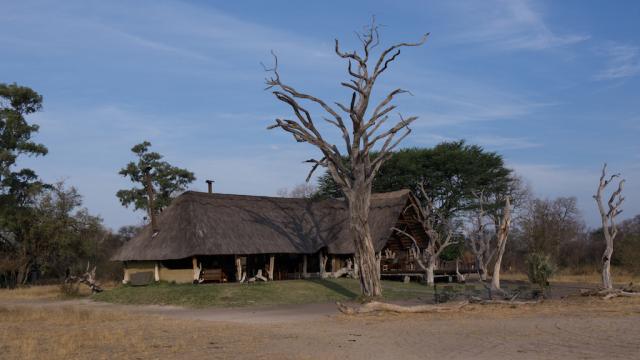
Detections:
[112, 189, 413, 261]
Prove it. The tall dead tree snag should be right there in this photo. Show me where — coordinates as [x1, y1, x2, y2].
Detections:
[490, 196, 511, 293]
[467, 191, 512, 295]
[594, 163, 625, 290]
[467, 193, 494, 281]
[265, 21, 428, 297]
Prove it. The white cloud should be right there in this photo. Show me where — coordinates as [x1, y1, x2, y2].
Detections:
[448, 0, 588, 51]
[469, 135, 541, 150]
[595, 43, 640, 80]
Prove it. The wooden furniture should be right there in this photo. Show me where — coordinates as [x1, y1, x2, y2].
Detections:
[200, 268, 227, 283]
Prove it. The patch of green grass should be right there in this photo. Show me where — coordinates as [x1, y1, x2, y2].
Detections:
[93, 279, 441, 308]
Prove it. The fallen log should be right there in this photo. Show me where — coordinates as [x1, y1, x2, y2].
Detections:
[468, 296, 541, 305]
[336, 300, 468, 315]
[580, 287, 640, 300]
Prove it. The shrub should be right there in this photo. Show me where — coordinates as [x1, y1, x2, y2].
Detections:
[526, 252, 556, 296]
[60, 281, 80, 297]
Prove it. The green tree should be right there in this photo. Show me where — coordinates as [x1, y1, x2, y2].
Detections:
[317, 141, 517, 217]
[116, 141, 195, 220]
[1, 182, 105, 286]
[0, 83, 49, 286]
[0, 82, 48, 212]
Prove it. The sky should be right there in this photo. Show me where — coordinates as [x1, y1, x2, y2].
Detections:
[2, 0, 639, 230]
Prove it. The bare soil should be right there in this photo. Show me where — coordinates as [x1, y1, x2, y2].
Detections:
[1, 285, 639, 359]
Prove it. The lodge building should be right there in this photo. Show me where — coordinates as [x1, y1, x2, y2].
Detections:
[111, 189, 429, 284]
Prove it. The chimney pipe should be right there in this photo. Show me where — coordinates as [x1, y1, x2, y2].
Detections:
[206, 179, 214, 194]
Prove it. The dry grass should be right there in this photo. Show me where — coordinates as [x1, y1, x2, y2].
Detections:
[0, 282, 120, 301]
[0, 285, 73, 301]
[0, 305, 266, 360]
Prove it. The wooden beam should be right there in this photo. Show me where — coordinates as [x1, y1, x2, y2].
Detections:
[303, 255, 308, 279]
[268, 255, 275, 280]
[192, 257, 200, 282]
[154, 262, 160, 282]
[235, 256, 242, 282]
[122, 262, 130, 284]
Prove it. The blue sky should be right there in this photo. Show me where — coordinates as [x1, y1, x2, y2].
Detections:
[2, 0, 639, 229]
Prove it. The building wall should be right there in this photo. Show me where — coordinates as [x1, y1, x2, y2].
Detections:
[159, 267, 193, 283]
[125, 261, 194, 284]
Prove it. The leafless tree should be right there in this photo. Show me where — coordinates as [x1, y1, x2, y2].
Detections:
[594, 163, 625, 290]
[65, 263, 103, 294]
[467, 192, 494, 281]
[277, 183, 317, 198]
[490, 196, 511, 294]
[467, 191, 512, 295]
[393, 182, 458, 286]
[265, 21, 428, 297]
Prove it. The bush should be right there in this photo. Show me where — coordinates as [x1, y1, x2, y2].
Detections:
[60, 281, 80, 297]
[526, 252, 556, 296]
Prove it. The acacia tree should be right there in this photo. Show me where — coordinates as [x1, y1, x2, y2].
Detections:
[594, 163, 624, 290]
[117, 141, 195, 229]
[265, 23, 428, 297]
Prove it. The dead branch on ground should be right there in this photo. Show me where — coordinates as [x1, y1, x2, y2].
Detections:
[65, 263, 103, 294]
[336, 300, 468, 315]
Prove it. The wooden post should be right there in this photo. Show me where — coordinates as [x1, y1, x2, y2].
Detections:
[303, 255, 308, 279]
[122, 262, 130, 284]
[192, 257, 200, 282]
[331, 255, 336, 274]
[268, 255, 275, 281]
[235, 256, 242, 282]
[154, 262, 160, 282]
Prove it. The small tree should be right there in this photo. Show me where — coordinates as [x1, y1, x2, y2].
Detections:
[117, 141, 195, 229]
[265, 21, 428, 297]
[594, 163, 624, 290]
[526, 252, 555, 297]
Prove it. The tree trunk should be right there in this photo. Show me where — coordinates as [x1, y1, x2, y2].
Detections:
[490, 249, 504, 292]
[346, 184, 382, 298]
[602, 234, 613, 289]
[16, 261, 31, 285]
[476, 255, 488, 281]
[319, 252, 328, 278]
[426, 262, 435, 286]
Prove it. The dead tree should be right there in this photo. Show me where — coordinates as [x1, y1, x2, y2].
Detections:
[265, 21, 428, 297]
[467, 191, 512, 296]
[467, 192, 495, 281]
[594, 163, 625, 290]
[393, 183, 458, 285]
[489, 196, 511, 294]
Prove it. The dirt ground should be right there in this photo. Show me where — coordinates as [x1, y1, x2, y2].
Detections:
[1, 287, 639, 359]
